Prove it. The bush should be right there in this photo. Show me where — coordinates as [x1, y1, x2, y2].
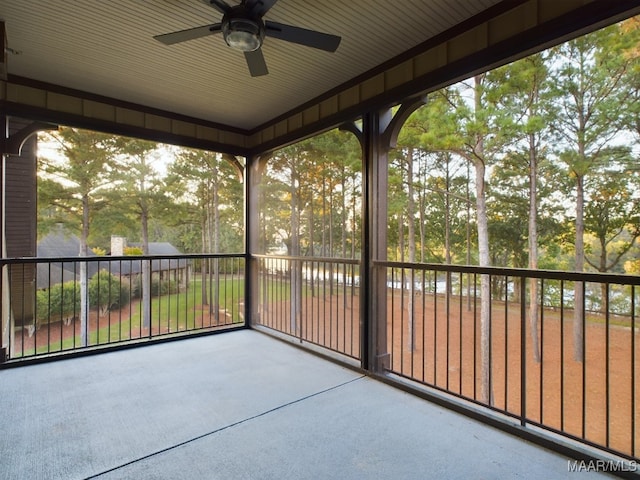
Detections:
[124, 246, 143, 256]
[89, 270, 130, 316]
[36, 280, 81, 326]
[131, 275, 179, 299]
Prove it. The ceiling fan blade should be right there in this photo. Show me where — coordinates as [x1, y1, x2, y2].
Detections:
[265, 21, 341, 52]
[201, 0, 231, 15]
[244, 48, 268, 77]
[154, 24, 222, 45]
[245, 0, 278, 18]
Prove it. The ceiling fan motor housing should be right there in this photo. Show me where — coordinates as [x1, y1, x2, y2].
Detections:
[222, 8, 265, 52]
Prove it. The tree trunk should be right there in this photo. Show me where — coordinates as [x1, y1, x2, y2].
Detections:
[322, 178, 327, 256]
[528, 133, 541, 363]
[444, 154, 452, 296]
[466, 162, 472, 311]
[406, 148, 416, 351]
[476, 159, 492, 405]
[341, 169, 348, 258]
[574, 173, 585, 362]
[351, 182, 357, 260]
[141, 201, 151, 330]
[308, 204, 316, 297]
[201, 214, 209, 307]
[290, 165, 301, 336]
[213, 168, 221, 321]
[79, 194, 90, 347]
[598, 235, 608, 313]
[418, 185, 426, 264]
[474, 74, 493, 406]
[207, 187, 215, 316]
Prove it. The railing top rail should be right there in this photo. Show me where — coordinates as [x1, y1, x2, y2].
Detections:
[374, 260, 640, 286]
[252, 254, 360, 265]
[0, 253, 246, 266]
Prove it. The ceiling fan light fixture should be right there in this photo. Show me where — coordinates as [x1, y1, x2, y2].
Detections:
[223, 18, 263, 52]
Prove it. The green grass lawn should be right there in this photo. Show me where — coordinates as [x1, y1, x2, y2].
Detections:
[22, 277, 246, 355]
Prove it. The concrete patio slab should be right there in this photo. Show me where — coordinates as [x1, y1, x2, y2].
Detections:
[0, 330, 615, 479]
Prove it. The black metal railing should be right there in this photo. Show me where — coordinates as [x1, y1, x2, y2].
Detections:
[254, 254, 640, 460]
[4, 251, 639, 462]
[0, 254, 246, 361]
[377, 260, 640, 462]
[254, 255, 361, 360]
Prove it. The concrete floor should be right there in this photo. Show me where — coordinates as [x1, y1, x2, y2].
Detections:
[1, 330, 615, 479]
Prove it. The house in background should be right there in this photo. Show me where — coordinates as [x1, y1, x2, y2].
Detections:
[36, 230, 189, 291]
[109, 236, 190, 291]
[24, 231, 189, 337]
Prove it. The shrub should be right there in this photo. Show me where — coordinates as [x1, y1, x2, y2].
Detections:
[124, 246, 143, 256]
[89, 270, 130, 316]
[131, 275, 179, 298]
[36, 280, 81, 326]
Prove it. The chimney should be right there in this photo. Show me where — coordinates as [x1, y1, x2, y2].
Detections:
[111, 236, 126, 256]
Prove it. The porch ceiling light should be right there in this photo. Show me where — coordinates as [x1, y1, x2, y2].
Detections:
[223, 18, 263, 52]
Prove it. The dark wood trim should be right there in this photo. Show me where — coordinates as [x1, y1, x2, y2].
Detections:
[1, 101, 251, 157]
[4, 121, 56, 155]
[338, 121, 363, 149]
[382, 96, 428, 150]
[0, 21, 7, 81]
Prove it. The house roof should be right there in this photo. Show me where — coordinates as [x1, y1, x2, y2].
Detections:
[129, 242, 184, 256]
[118, 243, 189, 276]
[36, 232, 187, 289]
[37, 228, 87, 258]
[36, 228, 98, 288]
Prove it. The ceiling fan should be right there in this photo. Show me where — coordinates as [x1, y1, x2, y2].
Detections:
[154, 0, 342, 77]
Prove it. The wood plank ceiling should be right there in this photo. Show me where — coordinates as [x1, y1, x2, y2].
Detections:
[1, 0, 501, 131]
